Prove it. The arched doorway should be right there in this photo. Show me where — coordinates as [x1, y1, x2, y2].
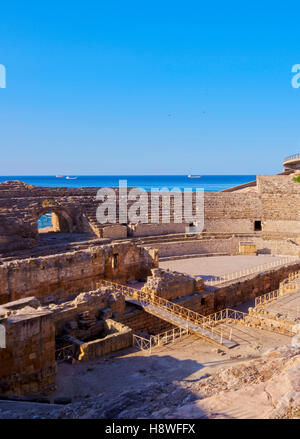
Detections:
[37, 210, 73, 234]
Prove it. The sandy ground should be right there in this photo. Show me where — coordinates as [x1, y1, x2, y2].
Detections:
[53, 325, 290, 404]
[160, 254, 289, 280]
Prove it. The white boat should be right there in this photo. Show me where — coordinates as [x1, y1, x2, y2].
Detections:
[188, 174, 202, 178]
[66, 176, 78, 180]
[56, 175, 64, 178]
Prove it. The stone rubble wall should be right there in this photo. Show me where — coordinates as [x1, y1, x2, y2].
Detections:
[0, 288, 127, 396]
[141, 268, 204, 300]
[77, 320, 133, 361]
[0, 242, 157, 305]
[0, 309, 56, 396]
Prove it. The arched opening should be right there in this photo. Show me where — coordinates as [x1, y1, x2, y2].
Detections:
[37, 211, 72, 234]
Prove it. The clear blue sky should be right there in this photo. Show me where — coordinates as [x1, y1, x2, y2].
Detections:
[1, 1, 300, 175]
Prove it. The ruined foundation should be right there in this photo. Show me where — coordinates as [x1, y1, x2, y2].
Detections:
[1, 173, 300, 408]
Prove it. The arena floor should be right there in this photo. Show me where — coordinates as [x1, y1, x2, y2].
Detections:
[159, 254, 290, 281]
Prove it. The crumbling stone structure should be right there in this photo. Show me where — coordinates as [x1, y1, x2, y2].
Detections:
[2, 174, 300, 256]
[0, 241, 158, 305]
[141, 268, 204, 300]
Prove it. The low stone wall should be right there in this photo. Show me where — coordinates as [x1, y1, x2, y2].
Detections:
[152, 235, 300, 258]
[211, 262, 300, 311]
[128, 223, 187, 237]
[154, 238, 237, 258]
[78, 320, 132, 361]
[251, 236, 300, 256]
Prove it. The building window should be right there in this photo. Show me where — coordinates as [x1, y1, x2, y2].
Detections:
[201, 298, 205, 305]
[254, 220, 262, 231]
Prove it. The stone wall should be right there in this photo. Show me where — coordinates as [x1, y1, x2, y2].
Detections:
[203, 192, 261, 233]
[118, 262, 300, 334]
[3, 176, 300, 250]
[116, 306, 175, 334]
[153, 237, 238, 258]
[128, 223, 187, 237]
[257, 175, 300, 233]
[0, 309, 56, 396]
[0, 242, 157, 305]
[77, 320, 133, 361]
[211, 262, 300, 311]
[0, 287, 127, 396]
[50, 287, 125, 336]
[141, 268, 204, 300]
[0, 180, 263, 251]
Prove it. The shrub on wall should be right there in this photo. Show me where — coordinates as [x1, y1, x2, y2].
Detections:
[41, 199, 55, 207]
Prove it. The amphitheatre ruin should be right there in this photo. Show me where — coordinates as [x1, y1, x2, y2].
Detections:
[1, 163, 300, 419]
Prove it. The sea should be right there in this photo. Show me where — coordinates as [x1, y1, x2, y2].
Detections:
[0, 175, 255, 229]
[0, 175, 255, 192]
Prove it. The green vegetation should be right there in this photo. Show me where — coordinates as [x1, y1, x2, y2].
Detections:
[293, 176, 300, 183]
[41, 199, 55, 207]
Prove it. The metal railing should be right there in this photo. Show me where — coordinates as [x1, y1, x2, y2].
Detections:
[133, 327, 190, 353]
[255, 269, 300, 307]
[255, 290, 280, 307]
[283, 153, 300, 163]
[98, 278, 208, 326]
[206, 256, 298, 286]
[97, 279, 227, 345]
[55, 344, 76, 362]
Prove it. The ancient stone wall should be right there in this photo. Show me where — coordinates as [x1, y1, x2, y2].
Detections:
[3, 176, 300, 250]
[0, 309, 56, 396]
[0, 242, 157, 305]
[153, 237, 238, 258]
[203, 192, 261, 233]
[77, 320, 133, 361]
[141, 268, 204, 300]
[0, 181, 263, 251]
[257, 175, 300, 233]
[0, 287, 127, 396]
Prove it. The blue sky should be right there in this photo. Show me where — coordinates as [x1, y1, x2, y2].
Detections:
[0, 1, 300, 175]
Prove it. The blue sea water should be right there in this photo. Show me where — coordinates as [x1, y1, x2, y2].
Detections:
[0, 175, 256, 192]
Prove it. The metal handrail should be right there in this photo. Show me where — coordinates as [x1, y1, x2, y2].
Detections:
[97, 279, 226, 342]
[207, 256, 298, 287]
[284, 153, 300, 163]
[133, 327, 190, 353]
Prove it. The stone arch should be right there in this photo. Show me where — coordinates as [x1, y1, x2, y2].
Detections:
[36, 207, 74, 234]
